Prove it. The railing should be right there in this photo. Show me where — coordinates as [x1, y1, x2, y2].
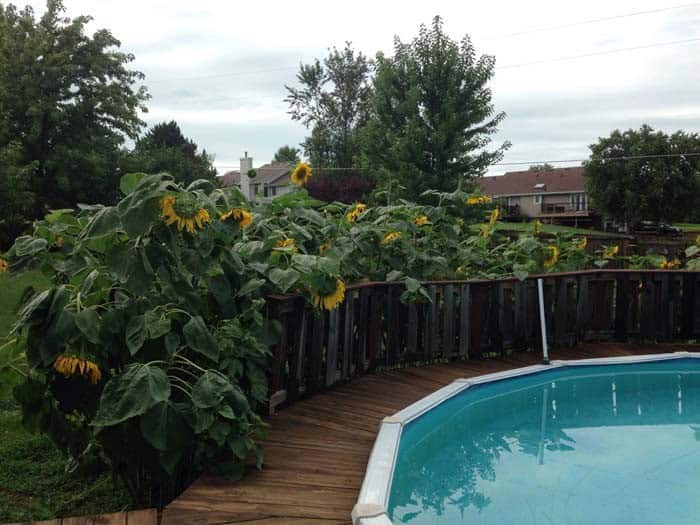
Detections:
[265, 270, 700, 412]
[540, 201, 589, 215]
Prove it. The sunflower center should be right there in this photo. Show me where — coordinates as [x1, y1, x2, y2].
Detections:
[173, 194, 200, 218]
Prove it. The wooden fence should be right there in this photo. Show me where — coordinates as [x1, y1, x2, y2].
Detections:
[266, 270, 700, 412]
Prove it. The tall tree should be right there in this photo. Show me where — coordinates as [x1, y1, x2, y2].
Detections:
[528, 163, 555, 171]
[272, 145, 301, 163]
[585, 125, 700, 224]
[285, 42, 372, 168]
[123, 121, 216, 185]
[0, 0, 148, 247]
[360, 16, 509, 200]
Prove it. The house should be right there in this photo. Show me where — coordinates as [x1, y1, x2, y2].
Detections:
[218, 152, 294, 201]
[478, 166, 593, 226]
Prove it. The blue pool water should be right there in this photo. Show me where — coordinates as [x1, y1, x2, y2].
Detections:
[388, 359, 700, 525]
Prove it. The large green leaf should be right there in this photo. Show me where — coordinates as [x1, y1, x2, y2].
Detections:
[139, 401, 190, 451]
[144, 309, 171, 340]
[125, 315, 146, 355]
[267, 267, 300, 293]
[93, 363, 170, 427]
[191, 370, 233, 409]
[183, 316, 219, 362]
[120, 172, 146, 195]
[75, 307, 101, 344]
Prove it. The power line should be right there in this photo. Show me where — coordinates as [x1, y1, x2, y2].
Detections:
[483, 3, 700, 40]
[497, 37, 700, 69]
[212, 153, 700, 171]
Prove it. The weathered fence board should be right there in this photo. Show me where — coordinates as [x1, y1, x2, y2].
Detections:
[266, 270, 700, 412]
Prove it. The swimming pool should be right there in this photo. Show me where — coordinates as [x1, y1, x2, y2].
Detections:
[353, 353, 700, 525]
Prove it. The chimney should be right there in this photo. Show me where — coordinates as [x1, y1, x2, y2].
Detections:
[239, 151, 253, 201]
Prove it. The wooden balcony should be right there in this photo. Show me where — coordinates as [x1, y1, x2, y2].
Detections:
[538, 201, 590, 217]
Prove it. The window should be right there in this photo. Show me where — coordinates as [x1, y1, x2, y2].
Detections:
[572, 193, 586, 211]
[533, 195, 542, 205]
[270, 186, 277, 197]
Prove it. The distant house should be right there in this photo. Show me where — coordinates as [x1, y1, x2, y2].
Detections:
[218, 152, 294, 201]
[479, 166, 593, 225]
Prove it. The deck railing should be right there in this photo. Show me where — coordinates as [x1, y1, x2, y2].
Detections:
[266, 270, 700, 412]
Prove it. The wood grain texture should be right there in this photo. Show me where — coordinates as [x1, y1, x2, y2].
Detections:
[162, 343, 697, 525]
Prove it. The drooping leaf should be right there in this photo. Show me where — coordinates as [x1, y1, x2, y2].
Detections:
[183, 316, 219, 362]
[140, 401, 190, 451]
[191, 370, 233, 409]
[75, 307, 101, 344]
[125, 315, 146, 355]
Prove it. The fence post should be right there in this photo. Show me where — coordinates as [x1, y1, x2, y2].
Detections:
[538, 278, 550, 364]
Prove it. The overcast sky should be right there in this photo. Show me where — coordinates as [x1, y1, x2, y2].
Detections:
[23, 0, 700, 175]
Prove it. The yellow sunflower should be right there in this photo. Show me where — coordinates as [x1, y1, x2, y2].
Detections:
[220, 208, 253, 228]
[480, 224, 490, 239]
[290, 162, 312, 186]
[414, 215, 429, 226]
[533, 220, 542, 234]
[466, 195, 492, 205]
[0, 258, 8, 273]
[273, 238, 298, 253]
[319, 243, 331, 254]
[312, 279, 346, 311]
[53, 354, 102, 384]
[381, 231, 402, 245]
[160, 194, 211, 233]
[489, 207, 500, 225]
[603, 245, 619, 259]
[346, 203, 367, 223]
[544, 245, 559, 269]
[576, 237, 588, 250]
[659, 258, 681, 269]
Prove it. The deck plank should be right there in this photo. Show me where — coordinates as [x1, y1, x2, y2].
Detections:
[162, 343, 693, 525]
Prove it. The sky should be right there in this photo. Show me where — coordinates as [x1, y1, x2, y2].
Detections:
[21, 0, 700, 175]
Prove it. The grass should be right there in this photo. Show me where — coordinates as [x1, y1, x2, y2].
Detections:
[675, 223, 700, 233]
[0, 270, 130, 522]
[471, 221, 629, 238]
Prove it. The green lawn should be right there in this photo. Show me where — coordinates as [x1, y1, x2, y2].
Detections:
[472, 221, 629, 238]
[675, 223, 700, 233]
[0, 270, 130, 522]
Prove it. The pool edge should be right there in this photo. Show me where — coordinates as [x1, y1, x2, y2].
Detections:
[351, 351, 700, 525]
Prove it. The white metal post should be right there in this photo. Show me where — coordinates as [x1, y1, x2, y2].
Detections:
[537, 278, 550, 364]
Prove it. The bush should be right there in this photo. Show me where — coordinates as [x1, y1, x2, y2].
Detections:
[305, 169, 375, 203]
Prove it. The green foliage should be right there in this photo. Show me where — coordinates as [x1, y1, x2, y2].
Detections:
[285, 42, 372, 168]
[360, 16, 509, 200]
[585, 125, 700, 224]
[0, 0, 148, 249]
[122, 121, 217, 186]
[272, 145, 301, 163]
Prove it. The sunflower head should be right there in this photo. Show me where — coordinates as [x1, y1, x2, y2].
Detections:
[659, 258, 681, 269]
[0, 257, 8, 273]
[480, 224, 490, 239]
[319, 243, 331, 254]
[533, 220, 542, 234]
[346, 203, 367, 223]
[544, 245, 559, 269]
[160, 194, 211, 233]
[576, 237, 587, 250]
[273, 237, 298, 253]
[603, 245, 619, 259]
[290, 162, 312, 186]
[414, 215, 429, 227]
[220, 207, 253, 228]
[489, 207, 500, 225]
[311, 278, 346, 311]
[381, 231, 402, 245]
[53, 354, 102, 384]
[466, 195, 491, 205]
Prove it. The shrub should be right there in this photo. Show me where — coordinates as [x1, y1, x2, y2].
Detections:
[305, 169, 375, 203]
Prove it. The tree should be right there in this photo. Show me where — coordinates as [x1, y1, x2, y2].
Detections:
[0, 0, 148, 248]
[272, 145, 301, 163]
[585, 125, 700, 225]
[528, 163, 555, 171]
[360, 16, 509, 200]
[123, 121, 216, 185]
[285, 42, 372, 168]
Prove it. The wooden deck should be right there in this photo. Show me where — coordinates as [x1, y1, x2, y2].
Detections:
[8, 509, 158, 525]
[162, 343, 697, 525]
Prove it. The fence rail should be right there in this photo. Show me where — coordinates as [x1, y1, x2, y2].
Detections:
[266, 270, 700, 412]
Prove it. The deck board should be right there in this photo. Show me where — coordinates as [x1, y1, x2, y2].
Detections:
[163, 343, 695, 524]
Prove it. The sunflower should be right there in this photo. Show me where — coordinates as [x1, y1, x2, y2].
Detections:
[160, 194, 211, 233]
[603, 245, 619, 259]
[544, 245, 559, 269]
[0, 258, 7, 273]
[659, 258, 681, 269]
[220, 207, 253, 228]
[414, 215, 429, 226]
[290, 162, 312, 186]
[346, 203, 367, 223]
[575, 237, 588, 250]
[466, 195, 492, 205]
[533, 220, 542, 235]
[312, 279, 346, 311]
[53, 354, 102, 384]
[319, 243, 331, 254]
[480, 224, 490, 239]
[381, 231, 402, 245]
[489, 207, 500, 225]
[273, 238, 298, 253]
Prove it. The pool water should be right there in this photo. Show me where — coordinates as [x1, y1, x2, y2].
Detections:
[389, 359, 700, 525]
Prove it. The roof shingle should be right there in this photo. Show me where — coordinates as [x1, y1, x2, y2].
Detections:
[478, 166, 585, 196]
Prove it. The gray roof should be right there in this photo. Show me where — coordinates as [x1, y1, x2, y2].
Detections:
[218, 162, 293, 188]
